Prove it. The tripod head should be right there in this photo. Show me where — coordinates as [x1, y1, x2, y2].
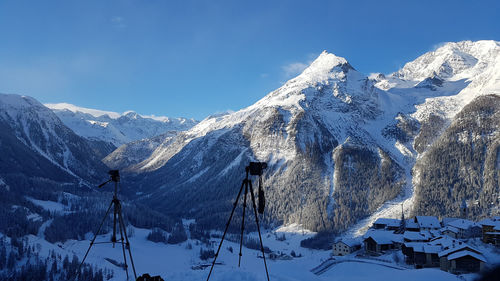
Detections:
[248, 162, 267, 176]
[246, 162, 267, 214]
[98, 170, 121, 188]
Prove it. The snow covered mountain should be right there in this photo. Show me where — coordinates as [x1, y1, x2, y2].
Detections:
[46, 103, 198, 147]
[119, 40, 500, 233]
[102, 131, 179, 170]
[1, 40, 497, 237]
[350, 40, 500, 235]
[122, 51, 406, 232]
[0, 94, 108, 185]
[0, 39, 499, 281]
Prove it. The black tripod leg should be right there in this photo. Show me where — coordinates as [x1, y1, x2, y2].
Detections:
[206, 179, 246, 281]
[75, 200, 114, 280]
[112, 198, 118, 246]
[238, 181, 248, 267]
[118, 209, 137, 279]
[116, 202, 130, 280]
[249, 181, 271, 281]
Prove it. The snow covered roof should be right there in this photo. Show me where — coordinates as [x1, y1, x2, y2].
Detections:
[336, 238, 361, 247]
[403, 231, 429, 241]
[403, 242, 441, 254]
[365, 236, 393, 245]
[441, 217, 460, 225]
[438, 244, 482, 257]
[441, 226, 459, 234]
[426, 230, 439, 237]
[478, 217, 500, 227]
[373, 218, 401, 227]
[423, 245, 442, 254]
[404, 242, 424, 252]
[447, 219, 479, 230]
[447, 250, 487, 262]
[429, 236, 460, 248]
[415, 216, 441, 228]
[364, 230, 402, 245]
[405, 220, 419, 229]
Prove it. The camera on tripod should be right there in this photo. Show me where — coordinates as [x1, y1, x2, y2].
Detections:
[249, 162, 267, 176]
[98, 170, 121, 188]
[108, 169, 120, 182]
[207, 161, 271, 281]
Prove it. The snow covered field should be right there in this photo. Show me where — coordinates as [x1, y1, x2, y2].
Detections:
[9, 222, 473, 281]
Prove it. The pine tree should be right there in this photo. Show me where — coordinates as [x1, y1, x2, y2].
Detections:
[7, 251, 15, 270]
[0, 246, 6, 269]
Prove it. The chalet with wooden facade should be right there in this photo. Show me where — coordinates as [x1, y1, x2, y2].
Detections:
[372, 218, 401, 231]
[415, 216, 441, 231]
[402, 243, 441, 268]
[445, 219, 482, 239]
[332, 238, 361, 256]
[359, 216, 496, 274]
[363, 230, 403, 254]
[438, 245, 487, 274]
[479, 217, 500, 246]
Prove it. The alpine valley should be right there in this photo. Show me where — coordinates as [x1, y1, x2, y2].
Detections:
[0, 40, 499, 280]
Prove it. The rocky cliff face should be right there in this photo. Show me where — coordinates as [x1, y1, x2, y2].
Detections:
[0, 94, 108, 188]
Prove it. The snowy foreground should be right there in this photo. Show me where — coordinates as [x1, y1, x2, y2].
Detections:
[19, 223, 471, 281]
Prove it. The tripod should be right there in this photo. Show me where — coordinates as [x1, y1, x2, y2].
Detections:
[76, 170, 137, 280]
[206, 164, 270, 281]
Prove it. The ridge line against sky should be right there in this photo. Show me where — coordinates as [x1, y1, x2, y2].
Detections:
[0, 0, 499, 120]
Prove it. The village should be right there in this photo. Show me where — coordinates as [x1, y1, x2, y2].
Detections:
[329, 215, 500, 275]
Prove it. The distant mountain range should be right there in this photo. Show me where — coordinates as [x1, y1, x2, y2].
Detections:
[46, 103, 198, 147]
[1, 40, 498, 234]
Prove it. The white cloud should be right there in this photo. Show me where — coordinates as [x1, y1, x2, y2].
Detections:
[282, 62, 308, 78]
[281, 53, 319, 78]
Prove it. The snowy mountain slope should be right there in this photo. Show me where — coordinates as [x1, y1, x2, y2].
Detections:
[102, 131, 179, 170]
[123, 51, 406, 232]
[348, 40, 500, 235]
[375, 40, 500, 122]
[46, 103, 198, 147]
[412, 94, 500, 218]
[0, 94, 107, 184]
[119, 40, 500, 234]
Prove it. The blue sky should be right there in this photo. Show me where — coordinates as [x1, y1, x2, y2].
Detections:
[0, 0, 499, 120]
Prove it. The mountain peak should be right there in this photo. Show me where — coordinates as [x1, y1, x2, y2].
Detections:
[393, 40, 500, 81]
[0, 93, 44, 109]
[301, 51, 352, 77]
[281, 51, 358, 89]
[123, 111, 140, 119]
